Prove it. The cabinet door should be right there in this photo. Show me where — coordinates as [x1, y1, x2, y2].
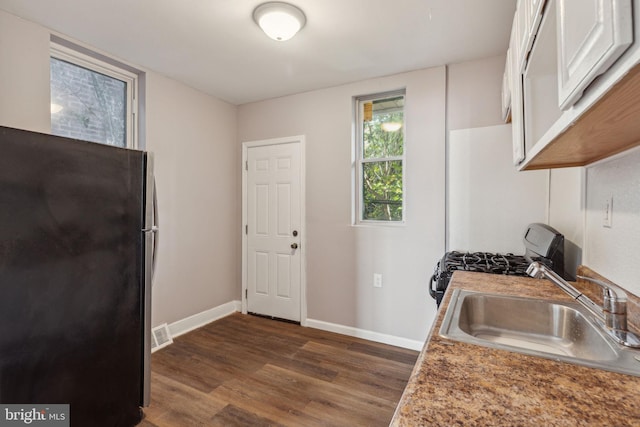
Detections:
[517, 0, 530, 71]
[510, 12, 526, 165]
[527, 0, 546, 40]
[556, 0, 632, 110]
[502, 47, 512, 122]
[517, 0, 547, 71]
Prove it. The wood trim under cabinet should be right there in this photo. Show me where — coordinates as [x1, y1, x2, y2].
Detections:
[522, 62, 640, 170]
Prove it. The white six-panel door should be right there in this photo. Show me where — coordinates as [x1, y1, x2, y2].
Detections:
[246, 142, 301, 322]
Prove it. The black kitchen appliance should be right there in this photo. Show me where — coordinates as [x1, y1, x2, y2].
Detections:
[430, 223, 565, 307]
[0, 126, 158, 426]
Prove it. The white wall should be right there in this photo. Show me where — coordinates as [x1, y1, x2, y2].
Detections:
[447, 54, 506, 131]
[583, 148, 640, 296]
[238, 68, 446, 342]
[445, 55, 551, 254]
[448, 125, 548, 253]
[0, 10, 50, 133]
[547, 148, 640, 294]
[146, 73, 239, 327]
[0, 10, 239, 328]
[548, 167, 584, 277]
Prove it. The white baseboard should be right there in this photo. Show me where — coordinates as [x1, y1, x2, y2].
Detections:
[305, 318, 424, 351]
[167, 300, 241, 339]
[163, 302, 423, 352]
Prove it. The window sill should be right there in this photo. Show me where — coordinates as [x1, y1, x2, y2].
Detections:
[351, 221, 407, 229]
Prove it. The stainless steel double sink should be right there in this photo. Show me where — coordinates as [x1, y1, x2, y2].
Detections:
[439, 289, 640, 377]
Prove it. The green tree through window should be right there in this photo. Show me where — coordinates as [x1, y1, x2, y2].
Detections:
[358, 93, 405, 222]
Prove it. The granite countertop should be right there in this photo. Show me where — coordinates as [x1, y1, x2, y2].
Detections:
[390, 271, 640, 427]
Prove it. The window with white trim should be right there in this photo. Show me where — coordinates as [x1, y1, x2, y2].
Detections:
[50, 43, 137, 148]
[355, 91, 406, 223]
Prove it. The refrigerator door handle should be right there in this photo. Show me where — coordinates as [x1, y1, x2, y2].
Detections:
[142, 153, 156, 408]
[151, 178, 159, 281]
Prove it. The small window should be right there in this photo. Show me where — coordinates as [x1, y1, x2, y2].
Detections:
[50, 43, 137, 148]
[355, 91, 406, 223]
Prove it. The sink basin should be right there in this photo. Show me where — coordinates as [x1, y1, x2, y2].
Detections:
[440, 289, 640, 377]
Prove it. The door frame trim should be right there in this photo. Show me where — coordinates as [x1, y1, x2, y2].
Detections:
[241, 135, 307, 325]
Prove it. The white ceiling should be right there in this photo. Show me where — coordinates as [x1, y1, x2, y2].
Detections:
[0, 0, 516, 105]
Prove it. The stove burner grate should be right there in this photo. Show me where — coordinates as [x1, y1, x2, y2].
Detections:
[442, 251, 530, 275]
[430, 251, 537, 307]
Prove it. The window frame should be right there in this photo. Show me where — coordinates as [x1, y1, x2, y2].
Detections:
[353, 89, 407, 225]
[50, 42, 138, 149]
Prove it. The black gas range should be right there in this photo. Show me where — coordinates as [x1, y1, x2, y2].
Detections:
[430, 223, 566, 307]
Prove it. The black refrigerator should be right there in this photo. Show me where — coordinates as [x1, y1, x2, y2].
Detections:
[0, 126, 157, 426]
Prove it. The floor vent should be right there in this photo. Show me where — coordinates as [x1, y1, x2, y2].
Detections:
[151, 323, 173, 352]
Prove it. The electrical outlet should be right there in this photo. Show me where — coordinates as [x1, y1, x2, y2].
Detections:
[373, 273, 382, 288]
[603, 196, 613, 228]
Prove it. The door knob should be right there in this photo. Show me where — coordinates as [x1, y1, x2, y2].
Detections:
[291, 243, 298, 249]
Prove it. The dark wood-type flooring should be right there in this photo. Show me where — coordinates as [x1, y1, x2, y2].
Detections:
[138, 313, 419, 426]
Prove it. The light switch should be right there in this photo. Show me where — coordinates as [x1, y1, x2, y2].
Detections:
[603, 196, 613, 228]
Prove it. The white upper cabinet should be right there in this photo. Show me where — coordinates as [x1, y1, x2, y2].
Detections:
[505, 0, 640, 169]
[556, 0, 633, 110]
[527, 0, 546, 41]
[516, 0, 547, 71]
[517, 0, 531, 70]
[510, 0, 547, 165]
[510, 10, 526, 165]
[502, 47, 512, 122]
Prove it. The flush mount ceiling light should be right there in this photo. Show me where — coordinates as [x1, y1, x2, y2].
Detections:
[253, 2, 306, 41]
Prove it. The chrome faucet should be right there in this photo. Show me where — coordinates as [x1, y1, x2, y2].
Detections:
[527, 261, 640, 348]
